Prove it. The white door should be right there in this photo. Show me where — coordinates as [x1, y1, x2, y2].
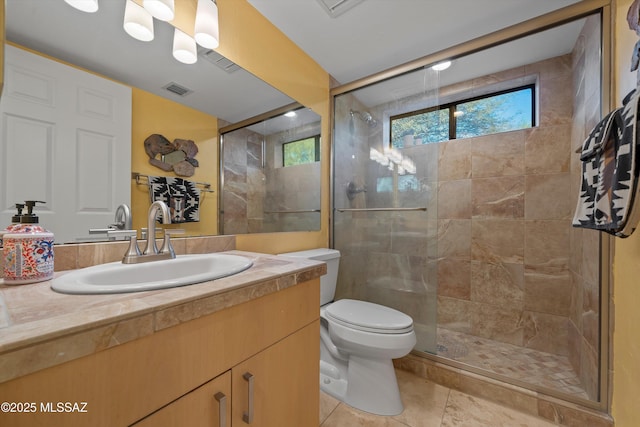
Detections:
[0, 45, 131, 243]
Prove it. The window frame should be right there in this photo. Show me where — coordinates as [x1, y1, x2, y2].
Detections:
[389, 83, 536, 143]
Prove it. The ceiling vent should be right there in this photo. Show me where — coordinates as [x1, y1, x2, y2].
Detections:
[200, 49, 241, 73]
[163, 82, 193, 97]
[315, 0, 365, 18]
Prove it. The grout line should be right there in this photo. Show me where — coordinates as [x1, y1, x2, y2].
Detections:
[438, 388, 452, 427]
[319, 399, 341, 426]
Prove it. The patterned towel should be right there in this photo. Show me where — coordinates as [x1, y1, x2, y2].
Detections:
[573, 89, 640, 237]
[149, 176, 200, 223]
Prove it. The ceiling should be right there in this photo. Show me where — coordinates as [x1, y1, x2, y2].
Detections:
[247, 0, 582, 85]
[5, 0, 583, 124]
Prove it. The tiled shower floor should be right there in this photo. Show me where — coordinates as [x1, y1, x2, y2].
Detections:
[434, 328, 589, 399]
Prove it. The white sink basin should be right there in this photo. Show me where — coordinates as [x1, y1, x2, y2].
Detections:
[51, 253, 253, 294]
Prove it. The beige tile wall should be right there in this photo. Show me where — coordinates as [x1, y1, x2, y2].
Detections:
[436, 54, 575, 358]
[222, 122, 321, 234]
[568, 14, 601, 400]
[222, 128, 269, 234]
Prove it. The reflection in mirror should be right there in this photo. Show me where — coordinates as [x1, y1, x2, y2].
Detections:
[1, 0, 295, 243]
[220, 106, 321, 234]
[332, 14, 603, 405]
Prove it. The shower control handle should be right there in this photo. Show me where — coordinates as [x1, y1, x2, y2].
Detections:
[346, 181, 367, 200]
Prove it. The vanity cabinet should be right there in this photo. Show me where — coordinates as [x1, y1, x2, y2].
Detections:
[132, 321, 318, 427]
[0, 279, 320, 427]
[230, 322, 319, 426]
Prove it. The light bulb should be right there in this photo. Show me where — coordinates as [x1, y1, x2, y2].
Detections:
[173, 28, 198, 64]
[143, 0, 175, 21]
[64, 0, 99, 13]
[194, 0, 220, 49]
[124, 0, 154, 42]
[431, 61, 452, 71]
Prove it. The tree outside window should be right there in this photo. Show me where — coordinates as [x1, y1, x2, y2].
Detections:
[283, 136, 321, 167]
[390, 85, 535, 146]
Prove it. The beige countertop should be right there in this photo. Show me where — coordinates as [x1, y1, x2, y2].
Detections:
[0, 250, 325, 384]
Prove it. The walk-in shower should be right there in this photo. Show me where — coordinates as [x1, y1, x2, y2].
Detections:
[331, 9, 607, 409]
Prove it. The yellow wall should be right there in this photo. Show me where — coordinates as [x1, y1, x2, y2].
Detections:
[213, 0, 331, 253]
[131, 89, 218, 236]
[612, 1, 640, 424]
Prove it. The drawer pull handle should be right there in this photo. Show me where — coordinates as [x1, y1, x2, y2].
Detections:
[214, 392, 227, 427]
[242, 372, 254, 424]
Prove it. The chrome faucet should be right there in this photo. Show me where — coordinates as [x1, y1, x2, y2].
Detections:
[108, 200, 184, 264]
[143, 201, 171, 255]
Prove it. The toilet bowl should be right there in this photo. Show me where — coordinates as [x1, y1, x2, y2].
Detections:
[279, 249, 416, 416]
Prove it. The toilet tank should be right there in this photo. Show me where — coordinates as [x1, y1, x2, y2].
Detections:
[278, 248, 340, 306]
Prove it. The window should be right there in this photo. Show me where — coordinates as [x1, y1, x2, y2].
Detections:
[390, 84, 535, 147]
[282, 135, 321, 167]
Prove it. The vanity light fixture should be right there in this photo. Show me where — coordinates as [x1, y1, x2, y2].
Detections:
[194, 0, 220, 49]
[64, 0, 99, 13]
[143, 0, 175, 21]
[124, 0, 154, 42]
[120, 0, 217, 65]
[431, 60, 452, 71]
[173, 28, 198, 64]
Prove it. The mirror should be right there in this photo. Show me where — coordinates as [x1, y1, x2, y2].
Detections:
[220, 106, 322, 234]
[1, 0, 318, 242]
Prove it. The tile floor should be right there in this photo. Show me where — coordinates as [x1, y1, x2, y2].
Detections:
[319, 369, 561, 427]
[435, 328, 588, 399]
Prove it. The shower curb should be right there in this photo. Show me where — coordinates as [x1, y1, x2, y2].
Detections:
[394, 354, 613, 427]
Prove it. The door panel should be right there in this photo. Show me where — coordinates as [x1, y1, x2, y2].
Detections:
[0, 45, 131, 243]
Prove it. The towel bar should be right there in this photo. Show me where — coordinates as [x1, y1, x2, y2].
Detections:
[335, 207, 427, 212]
[132, 172, 215, 193]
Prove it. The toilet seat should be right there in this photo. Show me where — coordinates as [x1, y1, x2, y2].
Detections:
[324, 299, 414, 334]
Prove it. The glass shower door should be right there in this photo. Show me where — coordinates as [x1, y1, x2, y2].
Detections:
[332, 88, 439, 354]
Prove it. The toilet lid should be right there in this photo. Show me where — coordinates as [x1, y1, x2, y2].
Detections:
[325, 299, 414, 334]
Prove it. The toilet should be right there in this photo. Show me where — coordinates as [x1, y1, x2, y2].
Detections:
[279, 248, 416, 416]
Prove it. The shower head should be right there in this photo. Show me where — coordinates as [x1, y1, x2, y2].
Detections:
[350, 109, 378, 128]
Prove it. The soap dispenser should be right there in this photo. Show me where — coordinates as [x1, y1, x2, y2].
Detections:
[2, 201, 55, 285]
[0, 203, 25, 248]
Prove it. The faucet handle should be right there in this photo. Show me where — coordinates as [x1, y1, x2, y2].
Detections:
[160, 229, 185, 257]
[107, 230, 142, 263]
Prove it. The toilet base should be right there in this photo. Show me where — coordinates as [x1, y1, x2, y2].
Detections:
[320, 356, 404, 416]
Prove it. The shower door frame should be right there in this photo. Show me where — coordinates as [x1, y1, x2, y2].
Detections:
[329, 0, 612, 412]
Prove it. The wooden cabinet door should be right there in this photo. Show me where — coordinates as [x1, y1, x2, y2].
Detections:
[132, 371, 231, 427]
[232, 321, 320, 427]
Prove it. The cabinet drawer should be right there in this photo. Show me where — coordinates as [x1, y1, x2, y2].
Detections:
[132, 372, 231, 427]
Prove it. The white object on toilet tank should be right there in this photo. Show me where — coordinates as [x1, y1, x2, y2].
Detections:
[278, 248, 340, 305]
